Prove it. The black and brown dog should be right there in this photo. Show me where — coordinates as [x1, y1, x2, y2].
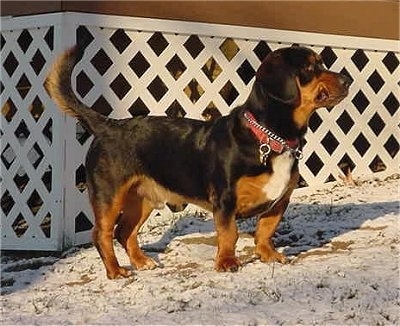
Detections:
[47, 44, 350, 279]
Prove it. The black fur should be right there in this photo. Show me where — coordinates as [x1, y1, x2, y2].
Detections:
[47, 44, 351, 277]
[50, 45, 350, 217]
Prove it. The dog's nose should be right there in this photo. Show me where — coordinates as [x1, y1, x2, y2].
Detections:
[339, 74, 352, 88]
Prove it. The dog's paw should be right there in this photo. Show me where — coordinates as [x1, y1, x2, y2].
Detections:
[106, 266, 133, 280]
[133, 255, 158, 271]
[215, 256, 241, 272]
[256, 245, 288, 264]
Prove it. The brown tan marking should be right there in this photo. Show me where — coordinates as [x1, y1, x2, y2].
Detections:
[92, 175, 212, 278]
[255, 214, 288, 263]
[292, 77, 321, 129]
[254, 171, 299, 263]
[293, 71, 348, 129]
[214, 210, 240, 272]
[308, 53, 322, 65]
[235, 173, 271, 215]
[115, 188, 157, 270]
[90, 180, 136, 279]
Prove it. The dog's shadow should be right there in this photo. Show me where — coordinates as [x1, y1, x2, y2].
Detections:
[2, 196, 397, 295]
[142, 199, 398, 260]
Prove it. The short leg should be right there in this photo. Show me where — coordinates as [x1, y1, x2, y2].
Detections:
[255, 173, 298, 264]
[92, 202, 133, 280]
[115, 188, 157, 270]
[255, 212, 288, 264]
[214, 210, 240, 272]
[255, 192, 295, 264]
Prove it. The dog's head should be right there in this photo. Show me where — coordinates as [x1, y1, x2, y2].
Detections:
[248, 46, 351, 130]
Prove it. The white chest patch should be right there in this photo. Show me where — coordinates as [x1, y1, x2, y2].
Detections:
[262, 151, 295, 201]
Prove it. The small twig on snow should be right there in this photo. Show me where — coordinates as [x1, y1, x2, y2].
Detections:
[338, 168, 358, 186]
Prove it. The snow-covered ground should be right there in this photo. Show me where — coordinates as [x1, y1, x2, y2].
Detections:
[1, 174, 399, 325]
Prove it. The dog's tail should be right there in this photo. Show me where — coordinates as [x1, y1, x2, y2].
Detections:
[46, 45, 108, 134]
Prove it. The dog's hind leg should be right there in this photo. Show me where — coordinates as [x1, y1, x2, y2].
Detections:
[91, 186, 133, 280]
[115, 186, 157, 270]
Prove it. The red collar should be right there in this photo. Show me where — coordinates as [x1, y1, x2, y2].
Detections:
[243, 111, 301, 155]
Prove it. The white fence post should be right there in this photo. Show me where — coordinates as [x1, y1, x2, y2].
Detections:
[54, 13, 80, 250]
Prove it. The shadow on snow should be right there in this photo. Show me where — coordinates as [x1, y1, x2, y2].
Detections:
[1, 199, 398, 295]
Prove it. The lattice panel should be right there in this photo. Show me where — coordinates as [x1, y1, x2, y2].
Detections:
[66, 25, 399, 245]
[300, 46, 400, 185]
[72, 26, 266, 120]
[66, 27, 287, 243]
[1, 13, 399, 250]
[1, 25, 64, 250]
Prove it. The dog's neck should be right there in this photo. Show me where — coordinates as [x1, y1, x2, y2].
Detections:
[241, 82, 308, 141]
[245, 101, 307, 142]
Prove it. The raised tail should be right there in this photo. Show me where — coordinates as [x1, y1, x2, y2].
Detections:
[46, 45, 108, 134]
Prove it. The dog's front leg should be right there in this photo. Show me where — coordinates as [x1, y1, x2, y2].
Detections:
[213, 210, 240, 272]
[255, 171, 298, 264]
[254, 204, 289, 264]
[254, 190, 295, 264]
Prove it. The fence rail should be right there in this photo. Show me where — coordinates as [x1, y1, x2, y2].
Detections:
[1, 12, 399, 251]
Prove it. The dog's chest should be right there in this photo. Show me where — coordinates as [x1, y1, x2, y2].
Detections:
[263, 151, 295, 200]
[236, 151, 295, 214]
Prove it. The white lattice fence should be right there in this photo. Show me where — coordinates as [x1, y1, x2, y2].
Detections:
[1, 13, 399, 250]
[0, 16, 67, 250]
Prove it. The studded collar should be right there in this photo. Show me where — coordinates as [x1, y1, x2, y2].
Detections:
[243, 111, 303, 162]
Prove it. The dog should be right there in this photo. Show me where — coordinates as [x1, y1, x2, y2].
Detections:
[47, 44, 350, 279]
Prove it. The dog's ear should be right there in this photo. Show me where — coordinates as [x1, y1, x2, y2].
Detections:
[256, 55, 300, 104]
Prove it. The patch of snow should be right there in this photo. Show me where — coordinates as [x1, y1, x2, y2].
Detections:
[1, 174, 399, 325]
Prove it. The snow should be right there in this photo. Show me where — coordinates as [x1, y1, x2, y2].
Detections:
[1, 174, 399, 325]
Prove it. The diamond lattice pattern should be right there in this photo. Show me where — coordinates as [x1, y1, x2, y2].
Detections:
[2, 20, 399, 250]
[1, 27, 58, 248]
